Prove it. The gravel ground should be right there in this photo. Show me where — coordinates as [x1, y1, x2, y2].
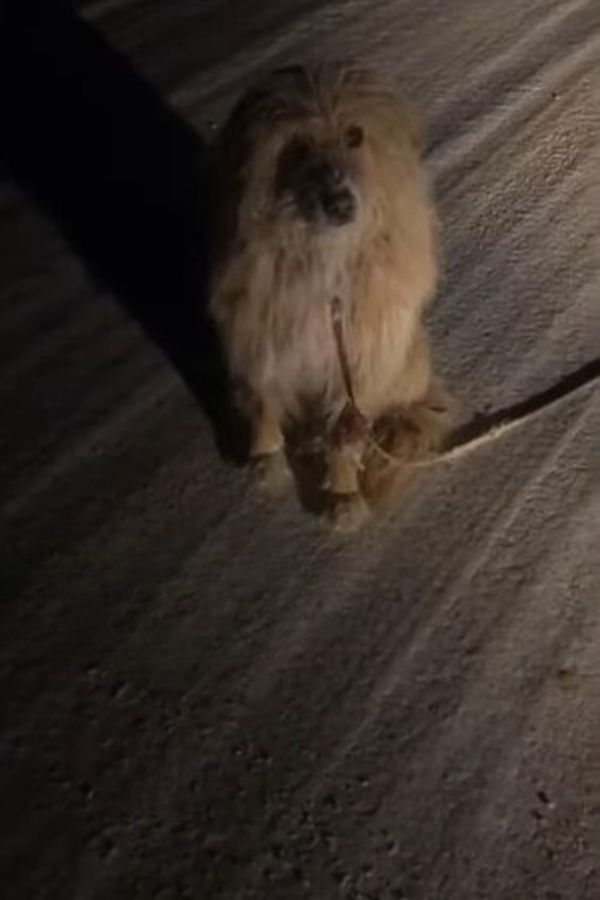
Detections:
[1, 1, 599, 898]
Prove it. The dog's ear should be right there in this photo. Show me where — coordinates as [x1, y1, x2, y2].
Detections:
[217, 67, 302, 165]
[216, 85, 267, 183]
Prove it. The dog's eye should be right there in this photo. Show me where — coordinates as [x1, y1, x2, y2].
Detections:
[286, 136, 311, 163]
[345, 125, 364, 149]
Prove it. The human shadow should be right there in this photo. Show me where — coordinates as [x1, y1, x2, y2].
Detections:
[0, 0, 248, 462]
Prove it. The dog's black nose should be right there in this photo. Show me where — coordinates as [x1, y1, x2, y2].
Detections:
[304, 158, 355, 225]
[321, 187, 356, 225]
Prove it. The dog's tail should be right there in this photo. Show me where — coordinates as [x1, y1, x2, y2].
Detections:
[359, 379, 454, 507]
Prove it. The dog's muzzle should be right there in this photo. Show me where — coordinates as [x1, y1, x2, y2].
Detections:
[311, 161, 356, 226]
[320, 185, 356, 225]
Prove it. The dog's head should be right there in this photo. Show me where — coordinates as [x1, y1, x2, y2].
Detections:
[220, 64, 422, 236]
[273, 120, 363, 228]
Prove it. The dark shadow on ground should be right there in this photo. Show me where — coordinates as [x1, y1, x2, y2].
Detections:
[0, 0, 248, 462]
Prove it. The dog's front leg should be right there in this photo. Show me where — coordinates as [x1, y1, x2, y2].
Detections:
[246, 392, 291, 497]
[325, 403, 370, 531]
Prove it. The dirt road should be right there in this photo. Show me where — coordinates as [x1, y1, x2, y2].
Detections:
[1, 1, 599, 897]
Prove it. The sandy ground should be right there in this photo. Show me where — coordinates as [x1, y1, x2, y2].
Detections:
[1, 1, 599, 898]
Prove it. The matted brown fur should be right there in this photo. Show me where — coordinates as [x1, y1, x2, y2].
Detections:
[208, 63, 450, 528]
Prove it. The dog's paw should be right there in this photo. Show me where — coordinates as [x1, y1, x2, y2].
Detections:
[251, 451, 293, 498]
[327, 492, 370, 533]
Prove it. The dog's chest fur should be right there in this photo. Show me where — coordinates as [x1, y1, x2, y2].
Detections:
[240, 234, 357, 409]
[216, 220, 428, 419]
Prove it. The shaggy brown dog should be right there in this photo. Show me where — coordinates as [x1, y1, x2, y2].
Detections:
[209, 64, 449, 529]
